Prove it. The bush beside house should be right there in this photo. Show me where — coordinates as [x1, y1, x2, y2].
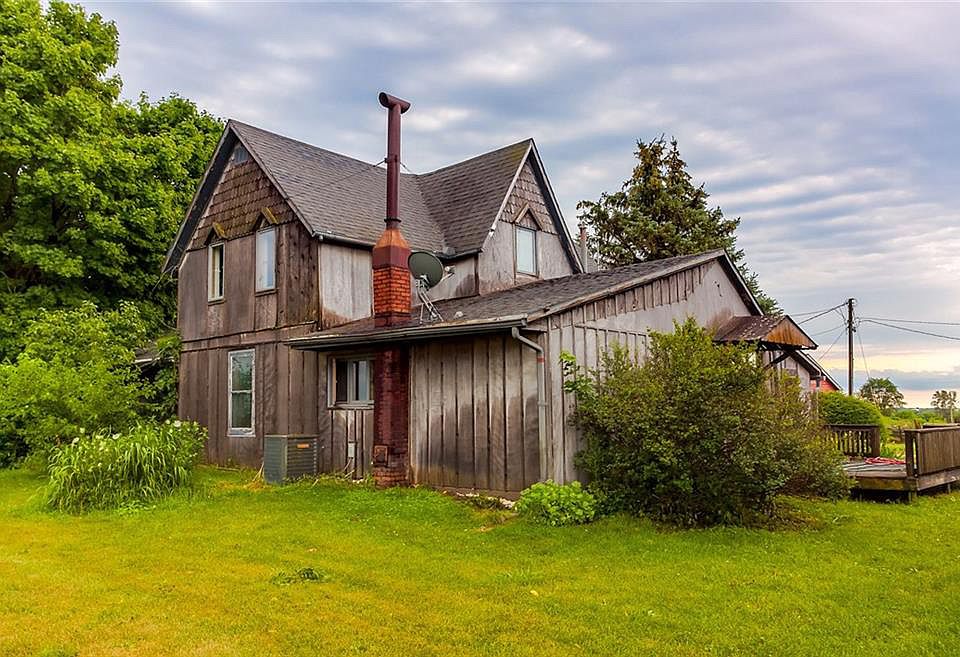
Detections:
[566, 320, 848, 527]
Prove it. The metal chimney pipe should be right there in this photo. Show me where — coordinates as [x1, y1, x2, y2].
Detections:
[378, 92, 411, 225]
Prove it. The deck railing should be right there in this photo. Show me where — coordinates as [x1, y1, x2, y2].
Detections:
[903, 425, 960, 477]
[826, 424, 881, 458]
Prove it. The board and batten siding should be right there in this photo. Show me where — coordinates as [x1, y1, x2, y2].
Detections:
[536, 260, 754, 484]
[409, 334, 540, 495]
[179, 336, 374, 475]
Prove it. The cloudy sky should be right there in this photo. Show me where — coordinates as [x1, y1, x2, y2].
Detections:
[85, 1, 960, 406]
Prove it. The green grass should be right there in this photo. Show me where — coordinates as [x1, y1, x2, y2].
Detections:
[2, 467, 959, 657]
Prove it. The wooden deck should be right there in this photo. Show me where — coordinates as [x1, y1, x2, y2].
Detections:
[837, 425, 960, 500]
[842, 460, 960, 497]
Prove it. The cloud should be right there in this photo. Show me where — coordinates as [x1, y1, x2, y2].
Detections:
[81, 1, 960, 387]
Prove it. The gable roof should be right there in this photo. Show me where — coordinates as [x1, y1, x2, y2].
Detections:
[288, 250, 741, 350]
[163, 121, 579, 273]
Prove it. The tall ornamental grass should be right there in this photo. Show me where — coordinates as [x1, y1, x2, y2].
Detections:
[46, 420, 206, 513]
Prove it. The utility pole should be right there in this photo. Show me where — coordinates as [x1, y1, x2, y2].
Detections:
[847, 298, 855, 396]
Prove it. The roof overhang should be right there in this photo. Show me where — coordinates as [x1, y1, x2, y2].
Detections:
[715, 314, 817, 350]
[287, 315, 530, 352]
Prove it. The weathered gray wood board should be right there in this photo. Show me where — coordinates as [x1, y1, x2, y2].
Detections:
[535, 260, 753, 483]
[409, 334, 540, 494]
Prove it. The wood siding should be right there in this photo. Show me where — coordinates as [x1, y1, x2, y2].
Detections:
[409, 334, 540, 494]
[536, 260, 753, 483]
[180, 336, 373, 474]
[478, 159, 577, 294]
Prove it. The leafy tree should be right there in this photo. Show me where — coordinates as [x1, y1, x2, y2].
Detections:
[858, 377, 905, 415]
[0, 302, 149, 464]
[577, 136, 778, 313]
[931, 390, 957, 423]
[564, 320, 847, 526]
[0, 0, 222, 358]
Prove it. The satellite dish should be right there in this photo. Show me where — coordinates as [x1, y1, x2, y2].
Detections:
[408, 251, 444, 289]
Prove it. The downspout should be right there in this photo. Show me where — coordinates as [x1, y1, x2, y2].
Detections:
[511, 327, 548, 482]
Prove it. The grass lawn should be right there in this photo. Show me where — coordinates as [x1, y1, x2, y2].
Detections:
[2, 468, 959, 657]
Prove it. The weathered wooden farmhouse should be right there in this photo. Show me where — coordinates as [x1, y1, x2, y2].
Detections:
[165, 94, 816, 494]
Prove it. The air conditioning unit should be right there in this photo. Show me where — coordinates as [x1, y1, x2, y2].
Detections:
[263, 435, 318, 484]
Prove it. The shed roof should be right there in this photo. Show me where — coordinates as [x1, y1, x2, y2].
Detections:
[714, 315, 817, 350]
[289, 250, 737, 350]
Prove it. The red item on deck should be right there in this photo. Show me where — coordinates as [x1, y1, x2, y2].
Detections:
[864, 457, 906, 465]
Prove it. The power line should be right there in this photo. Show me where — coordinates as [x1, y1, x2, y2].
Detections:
[860, 316, 960, 327]
[856, 326, 870, 380]
[793, 306, 841, 317]
[810, 324, 845, 337]
[819, 326, 847, 360]
[798, 303, 847, 324]
[861, 318, 960, 342]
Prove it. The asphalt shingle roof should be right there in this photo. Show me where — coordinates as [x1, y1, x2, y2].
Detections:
[231, 120, 531, 255]
[293, 251, 726, 342]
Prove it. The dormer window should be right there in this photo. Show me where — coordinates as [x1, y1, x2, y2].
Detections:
[208, 242, 224, 301]
[515, 226, 537, 275]
[255, 227, 277, 291]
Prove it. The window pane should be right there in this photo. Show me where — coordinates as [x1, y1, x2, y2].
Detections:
[335, 360, 348, 403]
[356, 360, 370, 402]
[230, 392, 252, 429]
[256, 228, 276, 291]
[516, 227, 536, 274]
[231, 352, 253, 391]
[210, 244, 224, 299]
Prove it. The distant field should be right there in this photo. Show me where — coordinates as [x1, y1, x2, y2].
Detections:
[1, 467, 959, 657]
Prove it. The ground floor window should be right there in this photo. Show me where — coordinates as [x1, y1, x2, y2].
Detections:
[228, 349, 255, 435]
[331, 356, 374, 407]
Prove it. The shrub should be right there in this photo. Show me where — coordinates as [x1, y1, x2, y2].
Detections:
[817, 391, 885, 429]
[515, 480, 598, 526]
[568, 320, 848, 527]
[0, 303, 149, 464]
[45, 420, 206, 513]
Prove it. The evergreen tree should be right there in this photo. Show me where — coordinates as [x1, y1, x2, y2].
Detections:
[577, 136, 778, 313]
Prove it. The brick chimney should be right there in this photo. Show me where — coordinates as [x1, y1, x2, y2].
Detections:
[371, 92, 412, 487]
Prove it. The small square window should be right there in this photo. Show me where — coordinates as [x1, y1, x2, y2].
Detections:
[209, 243, 224, 301]
[515, 226, 537, 275]
[331, 357, 375, 407]
[255, 227, 277, 291]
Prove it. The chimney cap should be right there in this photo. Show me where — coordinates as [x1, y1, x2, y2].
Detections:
[379, 92, 411, 113]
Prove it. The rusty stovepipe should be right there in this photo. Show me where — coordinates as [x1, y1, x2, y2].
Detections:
[378, 92, 411, 225]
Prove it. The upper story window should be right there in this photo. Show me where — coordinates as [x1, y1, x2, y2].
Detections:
[331, 356, 374, 407]
[255, 227, 277, 292]
[208, 242, 224, 301]
[232, 144, 250, 166]
[228, 349, 255, 435]
[515, 226, 538, 275]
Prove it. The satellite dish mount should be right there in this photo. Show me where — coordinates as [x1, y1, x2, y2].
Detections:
[408, 251, 449, 323]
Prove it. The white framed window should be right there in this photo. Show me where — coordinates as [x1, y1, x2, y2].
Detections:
[208, 243, 224, 301]
[515, 226, 537, 275]
[330, 356, 374, 407]
[228, 350, 255, 435]
[255, 227, 277, 292]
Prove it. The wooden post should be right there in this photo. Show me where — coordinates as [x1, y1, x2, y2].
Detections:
[847, 298, 855, 396]
[870, 425, 881, 458]
[904, 429, 917, 477]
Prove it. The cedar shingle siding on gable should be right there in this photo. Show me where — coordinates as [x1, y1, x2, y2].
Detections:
[189, 155, 295, 250]
[503, 160, 555, 234]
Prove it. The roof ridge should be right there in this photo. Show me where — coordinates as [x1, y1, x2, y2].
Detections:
[229, 119, 386, 171]
[416, 138, 533, 178]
